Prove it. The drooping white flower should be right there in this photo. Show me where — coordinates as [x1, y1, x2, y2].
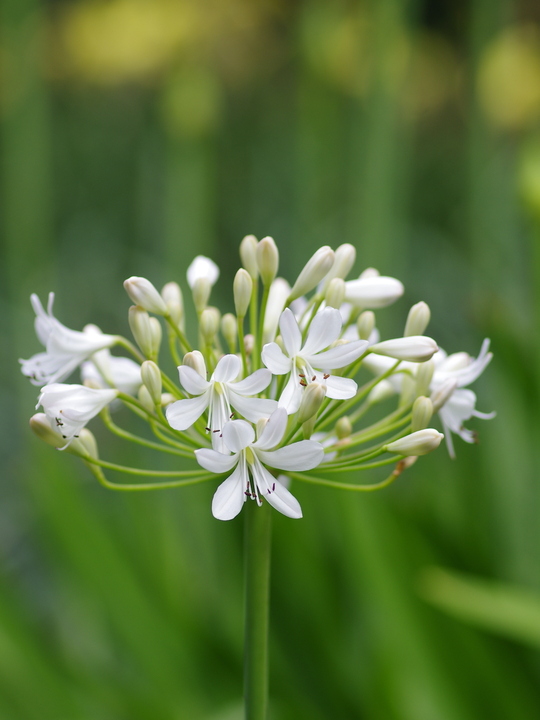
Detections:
[369, 336, 438, 362]
[38, 383, 118, 445]
[80, 325, 142, 395]
[166, 354, 277, 452]
[261, 308, 368, 414]
[195, 408, 324, 520]
[385, 429, 444, 456]
[344, 274, 404, 308]
[123, 276, 168, 315]
[186, 256, 220, 289]
[20, 294, 117, 386]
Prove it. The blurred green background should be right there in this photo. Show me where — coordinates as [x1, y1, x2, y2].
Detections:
[2, 0, 540, 718]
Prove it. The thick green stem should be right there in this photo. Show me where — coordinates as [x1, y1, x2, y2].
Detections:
[244, 501, 272, 720]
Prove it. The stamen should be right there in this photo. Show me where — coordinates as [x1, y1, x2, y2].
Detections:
[311, 375, 316, 381]
[323, 373, 330, 379]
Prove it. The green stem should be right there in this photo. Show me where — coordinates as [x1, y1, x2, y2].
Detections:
[86, 463, 215, 492]
[288, 464, 404, 491]
[100, 408, 193, 458]
[244, 501, 272, 720]
[83, 456, 208, 477]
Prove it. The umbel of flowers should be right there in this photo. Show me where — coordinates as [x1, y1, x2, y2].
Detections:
[22, 237, 494, 520]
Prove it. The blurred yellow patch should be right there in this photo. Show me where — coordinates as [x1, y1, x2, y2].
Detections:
[478, 25, 540, 131]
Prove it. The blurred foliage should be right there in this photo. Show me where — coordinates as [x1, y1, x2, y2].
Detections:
[2, 0, 540, 718]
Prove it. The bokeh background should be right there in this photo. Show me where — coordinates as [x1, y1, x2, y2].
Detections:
[2, 0, 540, 718]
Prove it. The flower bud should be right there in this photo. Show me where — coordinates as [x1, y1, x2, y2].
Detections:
[160, 393, 175, 407]
[321, 243, 356, 287]
[221, 313, 237, 352]
[288, 246, 335, 301]
[345, 275, 404, 308]
[263, 278, 290, 343]
[416, 360, 434, 397]
[141, 360, 162, 405]
[192, 277, 212, 314]
[240, 234, 259, 278]
[149, 317, 162, 358]
[138, 385, 155, 414]
[183, 350, 206, 377]
[256, 236, 279, 286]
[77, 428, 99, 460]
[297, 382, 326, 425]
[370, 336, 438, 362]
[399, 373, 416, 407]
[411, 396, 434, 431]
[431, 378, 458, 412]
[187, 256, 219, 289]
[200, 307, 220, 343]
[128, 306, 154, 357]
[124, 276, 168, 315]
[244, 333, 255, 355]
[404, 301, 431, 337]
[30, 413, 66, 449]
[359, 267, 380, 278]
[161, 282, 184, 328]
[367, 379, 396, 405]
[335, 416, 352, 439]
[357, 311, 375, 340]
[325, 278, 345, 309]
[385, 429, 444, 456]
[30, 414, 97, 458]
[234, 268, 253, 318]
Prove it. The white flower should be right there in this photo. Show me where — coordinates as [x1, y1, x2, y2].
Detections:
[38, 383, 118, 445]
[20, 293, 117, 386]
[369, 336, 438, 362]
[344, 275, 404, 308]
[385, 429, 444, 456]
[166, 354, 277, 452]
[261, 308, 368, 414]
[80, 325, 142, 395]
[186, 256, 219, 289]
[195, 408, 324, 520]
[123, 276, 168, 315]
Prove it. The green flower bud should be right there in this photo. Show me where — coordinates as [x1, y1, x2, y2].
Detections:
[288, 246, 335, 301]
[411, 396, 434, 431]
[141, 360, 162, 405]
[200, 307, 220, 343]
[234, 268, 253, 318]
[221, 313, 237, 352]
[404, 301, 431, 337]
[297, 382, 326, 425]
[357, 311, 375, 340]
[325, 278, 346, 309]
[385, 429, 444, 456]
[256, 236, 279, 286]
[124, 276, 168, 315]
[335, 416, 352, 439]
[240, 234, 259, 278]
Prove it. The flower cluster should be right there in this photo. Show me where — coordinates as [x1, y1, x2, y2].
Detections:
[22, 237, 494, 520]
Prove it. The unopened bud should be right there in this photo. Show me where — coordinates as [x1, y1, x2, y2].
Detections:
[77, 428, 99, 460]
[240, 235, 259, 278]
[183, 350, 206, 377]
[321, 243, 356, 287]
[288, 246, 335, 301]
[30, 413, 66, 449]
[187, 255, 219, 289]
[385, 429, 444, 456]
[138, 385, 155, 414]
[297, 383, 326, 425]
[161, 282, 184, 327]
[399, 373, 416, 408]
[404, 301, 431, 337]
[141, 361, 162, 404]
[221, 313, 237, 352]
[367, 379, 396, 405]
[335, 416, 352, 439]
[411, 396, 434, 431]
[430, 379, 458, 412]
[359, 267, 380, 278]
[124, 276, 168, 315]
[263, 278, 290, 343]
[357, 311, 375, 340]
[325, 278, 345, 308]
[160, 393, 175, 407]
[200, 307, 220, 343]
[234, 268, 253, 318]
[192, 277, 212, 314]
[370, 336, 438, 362]
[129, 306, 154, 357]
[345, 275, 404, 308]
[416, 360, 434, 397]
[256, 236, 279, 286]
[149, 318, 162, 358]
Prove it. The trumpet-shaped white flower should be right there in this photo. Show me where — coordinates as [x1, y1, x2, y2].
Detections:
[186, 256, 220, 289]
[166, 354, 277, 452]
[20, 294, 118, 386]
[195, 408, 324, 520]
[345, 274, 404, 308]
[38, 383, 118, 445]
[261, 308, 368, 414]
[80, 325, 142, 395]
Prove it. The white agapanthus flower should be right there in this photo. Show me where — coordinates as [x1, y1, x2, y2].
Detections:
[261, 308, 369, 414]
[20, 293, 117, 386]
[195, 408, 324, 520]
[166, 354, 277, 452]
[38, 383, 118, 445]
[80, 325, 142, 395]
[186, 256, 220, 289]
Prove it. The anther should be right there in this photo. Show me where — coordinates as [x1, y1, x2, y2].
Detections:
[323, 373, 330, 379]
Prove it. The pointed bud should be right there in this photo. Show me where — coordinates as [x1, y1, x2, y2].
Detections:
[411, 396, 433, 431]
[240, 235, 259, 278]
[385, 429, 444, 456]
[161, 282, 184, 328]
[359, 267, 380, 278]
[200, 307, 220, 343]
[325, 278, 345, 309]
[192, 277, 212, 314]
[138, 385, 155, 414]
[77, 428, 99, 460]
[297, 382, 326, 425]
[263, 278, 290, 343]
[416, 360, 434, 397]
[128, 306, 154, 357]
[234, 268, 253, 318]
[141, 361, 162, 405]
[124, 277, 168, 315]
[370, 336, 438, 362]
[187, 256, 219, 289]
[345, 275, 404, 308]
[399, 373, 416, 407]
[404, 301, 431, 337]
[160, 393, 175, 407]
[321, 243, 356, 287]
[288, 246, 335, 301]
[335, 416, 352, 439]
[30, 413, 67, 449]
[183, 350, 206, 377]
[357, 311, 375, 340]
[430, 378, 458, 412]
[367, 379, 396, 405]
[221, 313, 237, 352]
[256, 236, 279, 286]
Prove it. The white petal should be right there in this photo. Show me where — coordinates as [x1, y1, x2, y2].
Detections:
[211, 458, 248, 521]
[166, 392, 210, 430]
[187, 256, 220, 289]
[438, 389, 477, 431]
[261, 343, 292, 375]
[250, 456, 302, 519]
[222, 420, 255, 453]
[301, 308, 342, 356]
[306, 339, 369, 370]
[263, 278, 291, 344]
[370, 336, 438, 362]
[278, 372, 303, 414]
[213, 354, 241, 383]
[257, 439, 324, 471]
[231, 368, 272, 396]
[179, 365, 210, 396]
[320, 374, 358, 400]
[228, 392, 278, 423]
[253, 407, 288, 450]
[195, 448, 239, 474]
[279, 309, 302, 356]
[345, 276, 404, 308]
